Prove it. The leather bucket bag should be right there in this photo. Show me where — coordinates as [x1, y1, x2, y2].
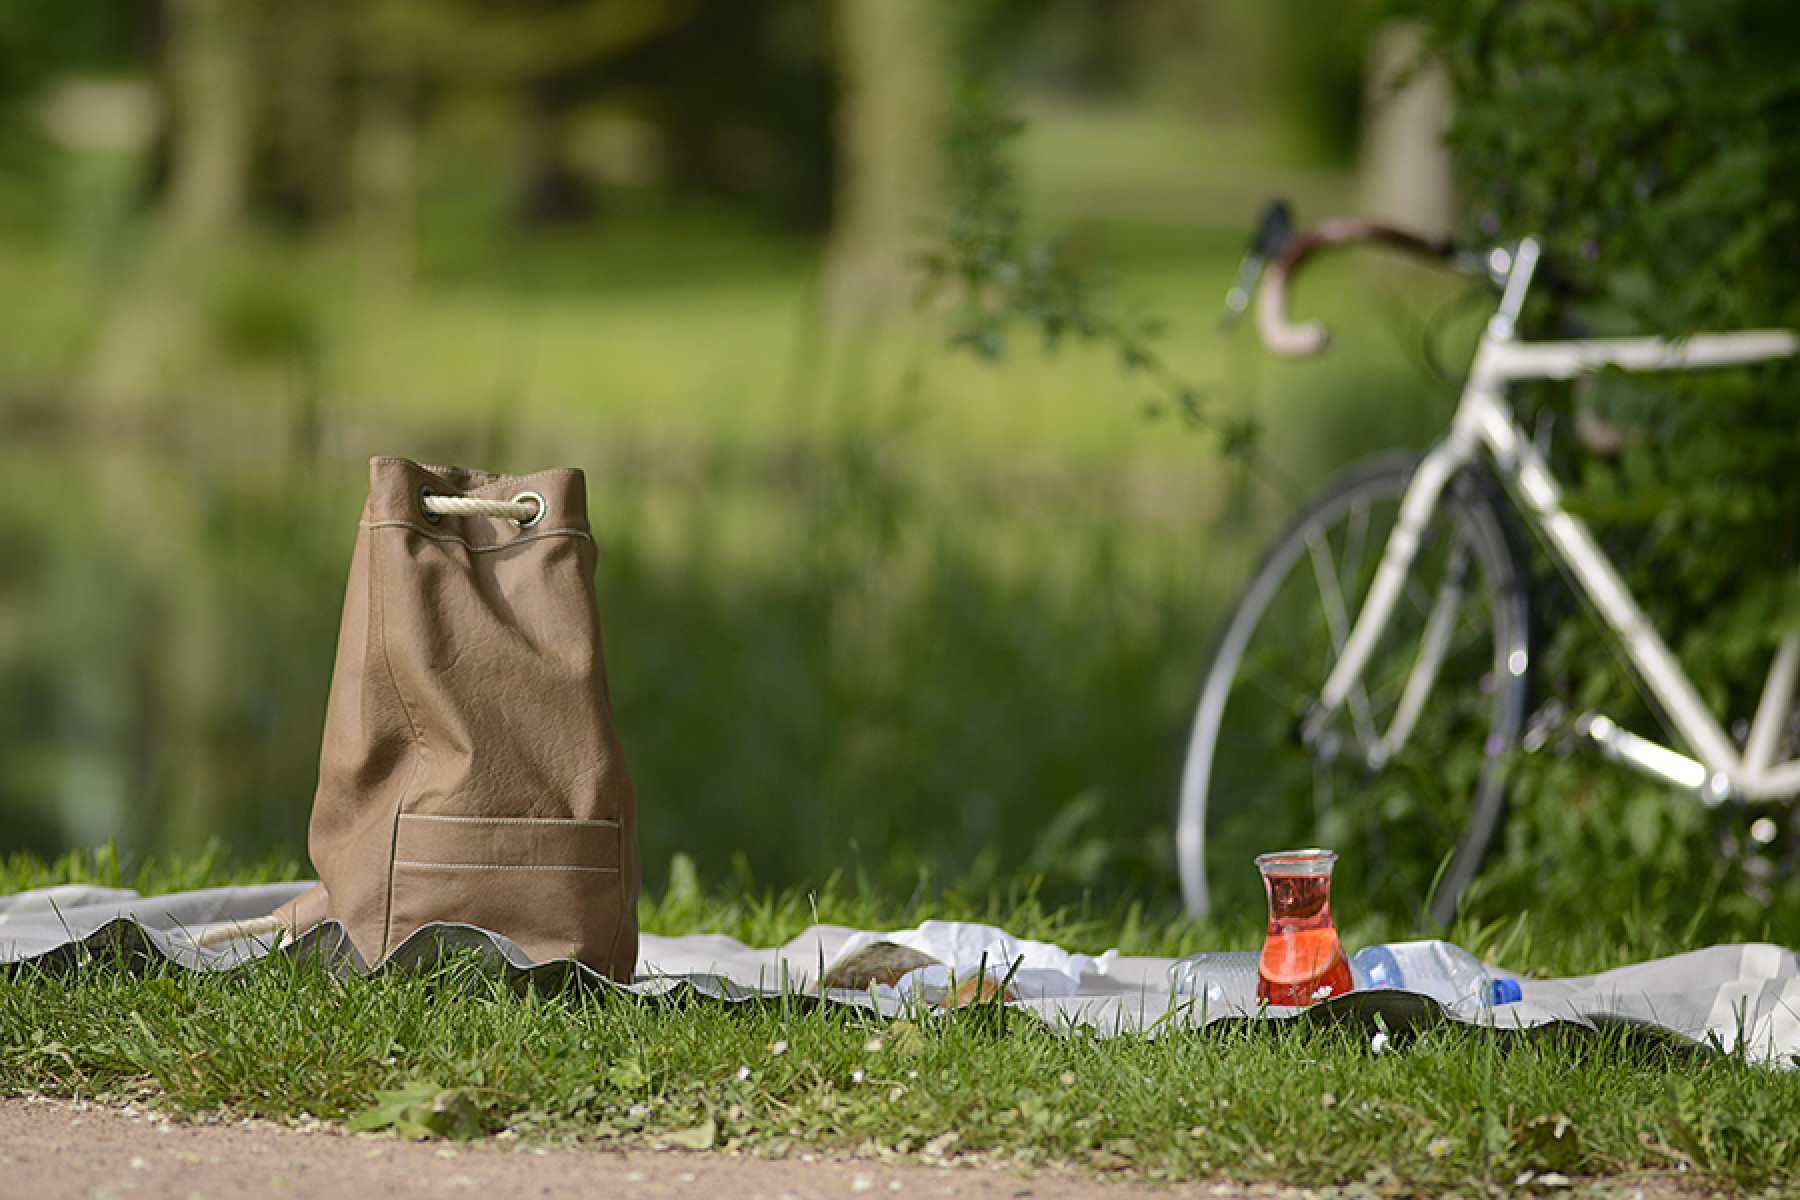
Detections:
[265, 457, 640, 979]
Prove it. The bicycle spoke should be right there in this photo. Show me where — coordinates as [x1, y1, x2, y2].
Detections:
[1313, 753, 1334, 837]
[1403, 572, 1435, 618]
[1381, 545, 1471, 754]
[1246, 663, 1309, 715]
[1343, 495, 1372, 589]
[1306, 528, 1351, 653]
[1304, 528, 1379, 749]
[1181, 458, 1527, 923]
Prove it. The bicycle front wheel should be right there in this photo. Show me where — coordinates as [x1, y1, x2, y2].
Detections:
[1177, 452, 1531, 926]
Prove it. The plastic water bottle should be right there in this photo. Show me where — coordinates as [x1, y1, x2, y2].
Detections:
[1349, 940, 1523, 1021]
[1168, 950, 1261, 1013]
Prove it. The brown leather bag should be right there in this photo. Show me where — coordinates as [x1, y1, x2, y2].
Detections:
[270, 457, 640, 979]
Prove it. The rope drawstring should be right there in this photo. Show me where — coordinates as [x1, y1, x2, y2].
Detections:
[420, 489, 546, 527]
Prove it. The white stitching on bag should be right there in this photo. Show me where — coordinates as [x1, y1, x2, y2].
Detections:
[393, 861, 620, 873]
[361, 521, 594, 552]
[398, 814, 620, 828]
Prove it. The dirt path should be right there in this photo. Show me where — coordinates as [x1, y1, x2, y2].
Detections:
[0, 1095, 1703, 1200]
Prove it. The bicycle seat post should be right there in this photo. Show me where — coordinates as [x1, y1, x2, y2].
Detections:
[1486, 237, 1542, 342]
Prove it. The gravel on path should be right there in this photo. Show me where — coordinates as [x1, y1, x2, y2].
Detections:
[0, 1094, 1708, 1200]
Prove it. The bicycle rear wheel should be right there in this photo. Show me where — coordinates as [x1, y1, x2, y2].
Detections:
[1177, 452, 1531, 926]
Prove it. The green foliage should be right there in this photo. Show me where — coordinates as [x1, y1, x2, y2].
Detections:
[1398, 0, 1800, 921]
[0, 0, 137, 223]
[592, 423, 1213, 903]
[0, 444, 352, 861]
[1260, 0, 1370, 163]
[1412, 0, 1799, 332]
[0, 0, 134, 127]
[345, 1080, 494, 1140]
[917, 84, 1260, 457]
[919, 84, 1137, 360]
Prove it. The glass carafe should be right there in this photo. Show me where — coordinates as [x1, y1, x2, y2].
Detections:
[1255, 848, 1353, 1006]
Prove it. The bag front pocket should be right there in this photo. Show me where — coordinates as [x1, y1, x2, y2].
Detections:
[387, 813, 623, 967]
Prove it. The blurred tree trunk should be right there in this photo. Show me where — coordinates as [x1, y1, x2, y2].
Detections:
[270, 0, 349, 225]
[85, 0, 257, 409]
[163, 0, 255, 235]
[352, 66, 418, 294]
[824, 0, 951, 325]
[516, 85, 595, 226]
[1357, 22, 1453, 236]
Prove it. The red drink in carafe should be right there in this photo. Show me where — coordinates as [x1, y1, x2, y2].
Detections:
[1255, 849, 1353, 1006]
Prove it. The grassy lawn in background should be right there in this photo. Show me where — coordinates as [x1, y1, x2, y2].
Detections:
[0, 212, 1457, 462]
[3, 201, 1793, 932]
[0, 185, 1481, 897]
[3, 849, 1799, 1194]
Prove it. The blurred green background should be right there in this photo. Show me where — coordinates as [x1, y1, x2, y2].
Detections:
[0, 0, 1516, 910]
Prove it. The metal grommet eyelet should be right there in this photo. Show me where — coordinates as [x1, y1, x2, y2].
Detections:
[419, 485, 442, 523]
[512, 490, 547, 529]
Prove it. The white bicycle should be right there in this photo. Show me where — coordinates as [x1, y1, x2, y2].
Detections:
[1177, 203, 1799, 926]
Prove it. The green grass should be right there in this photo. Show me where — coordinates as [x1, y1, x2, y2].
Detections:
[0, 195, 1472, 904]
[3, 851, 1799, 1193]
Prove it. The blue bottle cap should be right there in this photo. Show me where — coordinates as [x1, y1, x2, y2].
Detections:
[1489, 977, 1523, 1006]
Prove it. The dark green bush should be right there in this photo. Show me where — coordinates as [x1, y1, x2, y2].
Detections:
[1403, 0, 1800, 933]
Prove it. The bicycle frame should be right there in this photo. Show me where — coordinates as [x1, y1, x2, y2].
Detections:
[1309, 238, 1800, 805]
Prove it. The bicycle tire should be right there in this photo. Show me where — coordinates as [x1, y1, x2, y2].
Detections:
[1177, 451, 1532, 927]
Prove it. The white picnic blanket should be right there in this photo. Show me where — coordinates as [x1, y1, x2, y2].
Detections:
[3, 882, 1797, 1066]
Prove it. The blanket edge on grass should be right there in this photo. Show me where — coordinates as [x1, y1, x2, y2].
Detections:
[2, 882, 1795, 1066]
